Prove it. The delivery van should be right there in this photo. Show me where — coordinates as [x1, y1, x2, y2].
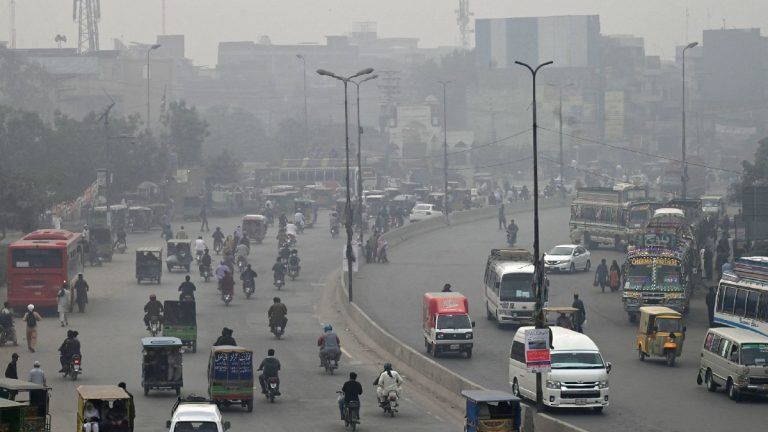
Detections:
[697, 327, 768, 401]
[423, 292, 475, 358]
[508, 326, 611, 412]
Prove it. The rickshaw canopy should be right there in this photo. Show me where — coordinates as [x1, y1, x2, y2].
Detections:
[461, 390, 520, 403]
[0, 378, 49, 391]
[142, 336, 183, 348]
[136, 247, 162, 257]
[243, 214, 266, 222]
[77, 385, 129, 401]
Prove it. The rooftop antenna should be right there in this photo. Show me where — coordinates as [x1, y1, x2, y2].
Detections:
[455, 0, 473, 50]
[73, 0, 101, 54]
[9, 0, 16, 49]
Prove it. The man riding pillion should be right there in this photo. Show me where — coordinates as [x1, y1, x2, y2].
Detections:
[143, 295, 164, 330]
[318, 324, 341, 367]
[257, 348, 281, 395]
[178, 275, 196, 301]
[375, 363, 404, 407]
[268, 297, 288, 333]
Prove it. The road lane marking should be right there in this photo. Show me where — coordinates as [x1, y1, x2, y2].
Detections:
[341, 347, 353, 359]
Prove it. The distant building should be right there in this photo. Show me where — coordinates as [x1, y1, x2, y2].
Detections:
[700, 28, 766, 106]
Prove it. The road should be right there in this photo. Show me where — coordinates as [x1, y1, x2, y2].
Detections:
[356, 206, 766, 432]
[0, 212, 457, 432]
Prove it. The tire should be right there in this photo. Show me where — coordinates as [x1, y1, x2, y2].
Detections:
[512, 378, 521, 398]
[246, 291, 252, 299]
[144, 386, 149, 396]
[593, 407, 604, 413]
[466, 348, 473, 359]
[584, 260, 591, 272]
[246, 399, 253, 413]
[432, 344, 439, 358]
[666, 351, 676, 367]
[175, 387, 181, 396]
[570, 263, 576, 274]
[628, 313, 637, 323]
[72, 372, 78, 381]
[727, 379, 740, 401]
[192, 341, 197, 353]
[425, 339, 431, 353]
[706, 370, 717, 392]
[351, 422, 357, 431]
[486, 303, 494, 320]
[638, 347, 645, 361]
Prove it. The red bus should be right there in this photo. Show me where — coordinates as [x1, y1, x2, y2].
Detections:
[6, 229, 83, 309]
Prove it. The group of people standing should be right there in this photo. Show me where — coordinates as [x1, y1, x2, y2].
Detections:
[594, 259, 622, 293]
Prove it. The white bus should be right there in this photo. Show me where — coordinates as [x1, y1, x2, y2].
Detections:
[483, 249, 543, 326]
[715, 257, 768, 337]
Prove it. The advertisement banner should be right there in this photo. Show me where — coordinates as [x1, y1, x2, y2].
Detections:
[524, 328, 551, 373]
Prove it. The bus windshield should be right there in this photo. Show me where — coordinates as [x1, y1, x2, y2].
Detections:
[656, 265, 681, 286]
[626, 264, 652, 285]
[12, 249, 63, 269]
[741, 343, 768, 366]
[500, 274, 534, 301]
[628, 208, 649, 227]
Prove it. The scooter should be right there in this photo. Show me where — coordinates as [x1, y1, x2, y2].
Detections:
[243, 280, 255, 299]
[274, 277, 284, 291]
[266, 377, 280, 403]
[64, 354, 82, 381]
[337, 391, 360, 430]
[378, 390, 399, 417]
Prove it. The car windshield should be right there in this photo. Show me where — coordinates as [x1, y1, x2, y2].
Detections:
[173, 421, 219, 432]
[12, 249, 63, 269]
[548, 246, 574, 256]
[654, 317, 681, 333]
[500, 274, 534, 301]
[550, 352, 605, 369]
[740, 343, 768, 366]
[437, 314, 470, 329]
[414, 204, 431, 211]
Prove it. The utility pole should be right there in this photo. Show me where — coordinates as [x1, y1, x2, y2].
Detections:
[438, 80, 451, 219]
[146, 44, 161, 130]
[351, 74, 379, 247]
[9, 0, 16, 49]
[548, 82, 573, 198]
[515, 59, 553, 413]
[97, 102, 115, 224]
[681, 41, 698, 200]
[296, 54, 309, 147]
[73, 0, 101, 54]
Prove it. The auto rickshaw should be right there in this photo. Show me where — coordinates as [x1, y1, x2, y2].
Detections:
[76, 385, 133, 432]
[636, 306, 686, 367]
[293, 199, 316, 227]
[462, 390, 521, 432]
[166, 239, 192, 272]
[242, 215, 268, 244]
[208, 345, 254, 412]
[136, 247, 162, 284]
[0, 398, 25, 432]
[163, 300, 197, 353]
[142, 337, 184, 396]
[147, 203, 168, 228]
[0, 378, 51, 431]
[128, 206, 152, 232]
[90, 226, 113, 262]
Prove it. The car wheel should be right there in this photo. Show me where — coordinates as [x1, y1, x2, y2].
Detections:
[638, 347, 645, 361]
[727, 378, 741, 401]
[705, 370, 717, 392]
[584, 260, 591, 272]
[569, 263, 576, 273]
[593, 407, 604, 413]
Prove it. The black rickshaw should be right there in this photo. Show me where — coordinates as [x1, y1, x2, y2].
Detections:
[90, 226, 113, 263]
[0, 378, 51, 431]
[128, 206, 152, 232]
[163, 300, 197, 353]
[142, 337, 184, 396]
[0, 398, 24, 432]
[166, 239, 192, 272]
[462, 390, 521, 432]
[136, 247, 162, 284]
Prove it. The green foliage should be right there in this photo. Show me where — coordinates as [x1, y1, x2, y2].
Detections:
[742, 137, 768, 186]
[162, 100, 209, 167]
[203, 105, 266, 159]
[204, 149, 243, 185]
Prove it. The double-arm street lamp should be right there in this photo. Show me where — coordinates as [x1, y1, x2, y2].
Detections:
[681, 41, 698, 200]
[316, 67, 375, 303]
[515, 59, 553, 413]
[146, 43, 162, 130]
[351, 74, 379, 247]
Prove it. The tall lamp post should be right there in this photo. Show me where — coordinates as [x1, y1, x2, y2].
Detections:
[351, 74, 379, 247]
[681, 41, 698, 200]
[438, 80, 451, 218]
[146, 43, 161, 130]
[515, 59, 553, 413]
[296, 54, 309, 145]
[317, 67, 375, 303]
[548, 83, 574, 198]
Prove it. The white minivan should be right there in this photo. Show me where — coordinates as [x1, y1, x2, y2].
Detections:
[509, 326, 611, 412]
[697, 327, 768, 401]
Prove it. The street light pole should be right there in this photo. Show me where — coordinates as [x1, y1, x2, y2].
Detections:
[438, 80, 451, 218]
[515, 59, 553, 413]
[681, 41, 698, 200]
[146, 44, 161, 130]
[548, 83, 573, 199]
[317, 67, 375, 303]
[296, 54, 309, 146]
[351, 74, 379, 248]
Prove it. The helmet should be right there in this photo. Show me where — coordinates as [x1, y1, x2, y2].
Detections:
[383, 362, 392, 371]
[149, 294, 156, 300]
[27, 304, 34, 311]
[324, 324, 333, 332]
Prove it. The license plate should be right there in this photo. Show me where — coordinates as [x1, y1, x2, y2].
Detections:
[450, 344, 460, 350]
[575, 399, 587, 405]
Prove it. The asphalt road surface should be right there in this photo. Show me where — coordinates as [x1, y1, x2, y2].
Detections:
[0, 212, 457, 432]
[356, 205, 766, 432]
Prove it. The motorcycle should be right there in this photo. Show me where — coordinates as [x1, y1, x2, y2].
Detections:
[195, 250, 204, 264]
[287, 234, 297, 247]
[506, 231, 517, 247]
[331, 224, 340, 239]
[148, 316, 162, 336]
[270, 321, 285, 339]
[379, 390, 399, 417]
[243, 279, 255, 299]
[287, 264, 299, 281]
[64, 354, 82, 381]
[89, 254, 103, 267]
[296, 221, 305, 234]
[115, 241, 127, 254]
[338, 391, 360, 430]
[274, 277, 284, 291]
[266, 376, 280, 403]
[213, 240, 223, 255]
[180, 292, 195, 302]
[237, 256, 248, 274]
[222, 291, 233, 306]
[199, 265, 212, 282]
[320, 352, 339, 375]
[0, 325, 18, 346]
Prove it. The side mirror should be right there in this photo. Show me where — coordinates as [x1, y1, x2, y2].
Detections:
[471, 321, 476, 328]
[223, 421, 231, 431]
[166, 421, 171, 428]
[606, 362, 612, 374]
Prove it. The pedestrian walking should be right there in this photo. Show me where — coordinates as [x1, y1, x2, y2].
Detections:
[571, 294, 586, 333]
[74, 273, 89, 313]
[4, 353, 19, 399]
[56, 284, 71, 326]
[594, 259, 609, 292]
[498, 204, 507, 230]
[199, 204, 209, 232]
[608, 260, 621, 292]
[118, 382, 136, 431]
[22, 305, 42, 353]
[705, 286, 716, 327]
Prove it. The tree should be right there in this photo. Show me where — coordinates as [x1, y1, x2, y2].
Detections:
[741, 137, 768, 186]
[205, 149, 243, 185]
[0, 50, 55, 114]
[203, 105, 266, 159]
[162, 100, 209, 167]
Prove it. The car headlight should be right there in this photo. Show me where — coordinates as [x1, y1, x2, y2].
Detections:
[545, 380, 561, 389]
[436, 333, 444, 339]
[465, 332, 473, 339]
[737, 375, 749, 385]
[599, 380, 609, 389]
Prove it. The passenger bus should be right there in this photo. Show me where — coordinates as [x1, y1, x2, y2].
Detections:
[483, 249, 542, 326]
[255, 159, 376, 195]
[6, 230, 84, 309]
[569, 183, 649, 250]
[715, 257, 768, 337]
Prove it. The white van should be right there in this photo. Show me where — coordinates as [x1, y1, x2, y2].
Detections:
[509, 326, 611, 412]
[697, 327, 768, 401]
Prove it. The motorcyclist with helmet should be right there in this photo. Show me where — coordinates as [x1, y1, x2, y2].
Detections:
[374, 362, 404, 407]
[143, 295, 164, 330]
[318, 324, 341, 367]
[178, 275, 197, 301]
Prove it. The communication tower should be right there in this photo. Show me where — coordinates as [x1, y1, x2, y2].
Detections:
[73, 0, 100, 53]
[455, 0, 473, 50]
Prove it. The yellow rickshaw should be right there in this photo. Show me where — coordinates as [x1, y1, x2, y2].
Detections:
[76, 385, 133, 432]
[243, 215, 268, 243]
[293, 199, 316, 227]
[636, 306, 686, 367]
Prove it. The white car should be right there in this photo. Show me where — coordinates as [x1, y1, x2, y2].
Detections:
[409, 203, 443, 222]
[544, 244, 591, 273]
[166, 399, 231, 432]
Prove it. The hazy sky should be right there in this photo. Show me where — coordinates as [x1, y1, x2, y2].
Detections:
[4, 0, 768, 65]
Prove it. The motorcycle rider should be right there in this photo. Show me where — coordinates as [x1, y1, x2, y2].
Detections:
[240, 234, 251, 254]
[272, 257, 287, 285]
[340, 372, 363, 421]
[194, 236, 207, 261]
[375, 363, 404, 406]
[213, 327, 236, 346]
[240, 264, 258, 292]
[276, 228, 288, 247]
[235, 242, 249, 270]
[143, 295, 164, 330]
[330, 212, 341, 235]
[506, 219, 519, 245]
[294, 211, 305, 232]
[268, 297, 288, 332]
[214, 261, 229, 285]
[178, 275, 196, 301]
[317, 324, 341, 367]
[200, 248, 213, 278]
[257, 348, 281, 395]
[278, 244, 291, 263]
[212, 227, 225, 253]
[220, 269, 235, 302]
[278, 213, 288, 230]
[113, 226, 127, 251]
[288, 249, 301, 274]
[58, 330, 81, 373]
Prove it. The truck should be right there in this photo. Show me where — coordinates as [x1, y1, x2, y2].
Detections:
[166, 396, 230, 432]
[569, 183, 649, 250]
[423, 292, 475, 358]
[621, 247, 691, 323]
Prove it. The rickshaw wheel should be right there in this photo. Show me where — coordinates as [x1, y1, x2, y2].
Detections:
[638, 347, 645, 361]
[175, 387, 181, 396]
[144, 386, 149, 396]
[192, 341, 197, 353]
[666, 352, 676, 367]
[246, 400, 253, 412]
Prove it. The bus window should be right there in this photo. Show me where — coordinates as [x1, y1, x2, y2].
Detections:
[734, 289, 748, 317]
[746, 291, 760, 319]
[722, 286, 736, 314]
[12, 249, 63, 268]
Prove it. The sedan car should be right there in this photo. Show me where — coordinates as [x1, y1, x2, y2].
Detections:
[544, 244, 591, 273]
[409, 203, 443, 223]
